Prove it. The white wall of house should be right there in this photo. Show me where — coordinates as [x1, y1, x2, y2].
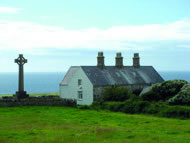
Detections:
[60, 67, 93, 105]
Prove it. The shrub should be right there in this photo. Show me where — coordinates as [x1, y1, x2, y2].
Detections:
[87, 99, 190, 119]
[103, 85, 133, 102]
[139, 103, 190, 119]
[168, 83, 190, 106]
[142, 80, 188, 102]
[102, 102, 125, 112]
[160, 106, 190, 119]
[122, 99, 150, 114]
[143, 104, 161, 114]
[141, 89, 162, 101]
[181, 83, 190, 91]
[90, 101, 105, 110]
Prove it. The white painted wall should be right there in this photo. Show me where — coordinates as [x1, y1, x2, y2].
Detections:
[60, 67, 93, 105]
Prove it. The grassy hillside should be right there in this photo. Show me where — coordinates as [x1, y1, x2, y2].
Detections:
[0, 106, 189, 143]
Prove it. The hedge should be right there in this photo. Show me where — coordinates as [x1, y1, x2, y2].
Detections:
[141, 80, 188, 102]
[168, 83, 190, 106]
[103, 85, 134, 102]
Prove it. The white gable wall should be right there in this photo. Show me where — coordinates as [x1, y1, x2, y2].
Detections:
[60, 67, 93, 105]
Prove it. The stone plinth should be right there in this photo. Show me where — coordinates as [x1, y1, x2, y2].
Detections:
[14, 91, 29, 100]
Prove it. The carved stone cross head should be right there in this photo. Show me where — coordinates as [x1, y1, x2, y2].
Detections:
[15, 54, 27, 65]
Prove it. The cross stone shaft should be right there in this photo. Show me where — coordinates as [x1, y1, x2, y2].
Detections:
[14, 54, 28, 99]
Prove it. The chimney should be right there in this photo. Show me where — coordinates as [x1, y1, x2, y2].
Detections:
[133, 53, 140, 67]
[115, 52, 123, 68]
[97, 52, 104, 69]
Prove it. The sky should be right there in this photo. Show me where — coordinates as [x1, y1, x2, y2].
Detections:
[0, 0, 190, 72]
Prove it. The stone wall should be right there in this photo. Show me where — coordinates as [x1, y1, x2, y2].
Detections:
[93, 86, 106, 101]
[0, 96, 76, 107]
[93, 84, 150, 101]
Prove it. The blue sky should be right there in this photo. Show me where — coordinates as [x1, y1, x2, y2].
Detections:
[0, 0, 190, 72]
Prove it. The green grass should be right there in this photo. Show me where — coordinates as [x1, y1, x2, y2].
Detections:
[0, 106, 189, 143]
[0, 92, 59, 97]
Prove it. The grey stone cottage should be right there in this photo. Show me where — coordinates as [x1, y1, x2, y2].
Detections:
[60, 52, 164, 105]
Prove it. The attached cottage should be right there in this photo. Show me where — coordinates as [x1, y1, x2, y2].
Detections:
[60, 52, 164, 105]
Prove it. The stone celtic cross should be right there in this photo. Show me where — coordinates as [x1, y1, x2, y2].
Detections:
[14, 54, 29, 99]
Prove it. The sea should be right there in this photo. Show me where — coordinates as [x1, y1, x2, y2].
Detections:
[0, 71, 190, 95]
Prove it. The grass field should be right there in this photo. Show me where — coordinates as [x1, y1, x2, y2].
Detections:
[0, 106, 189, 143]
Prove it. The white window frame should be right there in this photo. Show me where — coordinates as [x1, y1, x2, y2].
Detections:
[78, 91, 83, 100]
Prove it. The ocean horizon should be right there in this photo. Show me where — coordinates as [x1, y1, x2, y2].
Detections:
[0, 71, 190, 95]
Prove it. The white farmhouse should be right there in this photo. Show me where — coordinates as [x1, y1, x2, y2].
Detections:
[60, 52, 164, 105]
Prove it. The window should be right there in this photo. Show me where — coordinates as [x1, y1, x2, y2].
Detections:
[78, 79, 82, 86]
[78, 91, 83, 100]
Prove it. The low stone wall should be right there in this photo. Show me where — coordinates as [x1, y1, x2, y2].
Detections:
[0, 96, 76, 107]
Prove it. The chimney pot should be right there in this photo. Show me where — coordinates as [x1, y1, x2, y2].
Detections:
[133, 53, 140, 67]
[97, 51, 104, 69]
[116, 52, 121, 57]
[115, 52, 123, 68]
[98, 52, 103, 57]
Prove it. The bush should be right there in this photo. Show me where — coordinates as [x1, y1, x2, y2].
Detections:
[141, 89, 162, 101]
[102, 102, 125, 112]
[168, 83, 190, 106]
[143, 104, 161, 114]
[181, 83, 190, 91]
[87, 99, 190, 119]
[103, 85, 133, 102]
[122, 99, 150, 114]
[142, 80, 188, 102]
[160, 106, 190, 119]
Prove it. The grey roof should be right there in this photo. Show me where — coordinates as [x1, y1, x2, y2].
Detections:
[81, 66, 164, 86]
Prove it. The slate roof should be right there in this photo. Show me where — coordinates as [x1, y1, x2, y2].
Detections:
[81, 66, 164, 86]
[61, 66, 164, 86]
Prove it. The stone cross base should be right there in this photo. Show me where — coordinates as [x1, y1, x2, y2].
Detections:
[13, 91, 29, 100]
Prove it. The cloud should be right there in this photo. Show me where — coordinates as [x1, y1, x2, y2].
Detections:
[0, 7, 22, 14]
[0, 19, 190, 54]
[177, 44, 190, 49]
